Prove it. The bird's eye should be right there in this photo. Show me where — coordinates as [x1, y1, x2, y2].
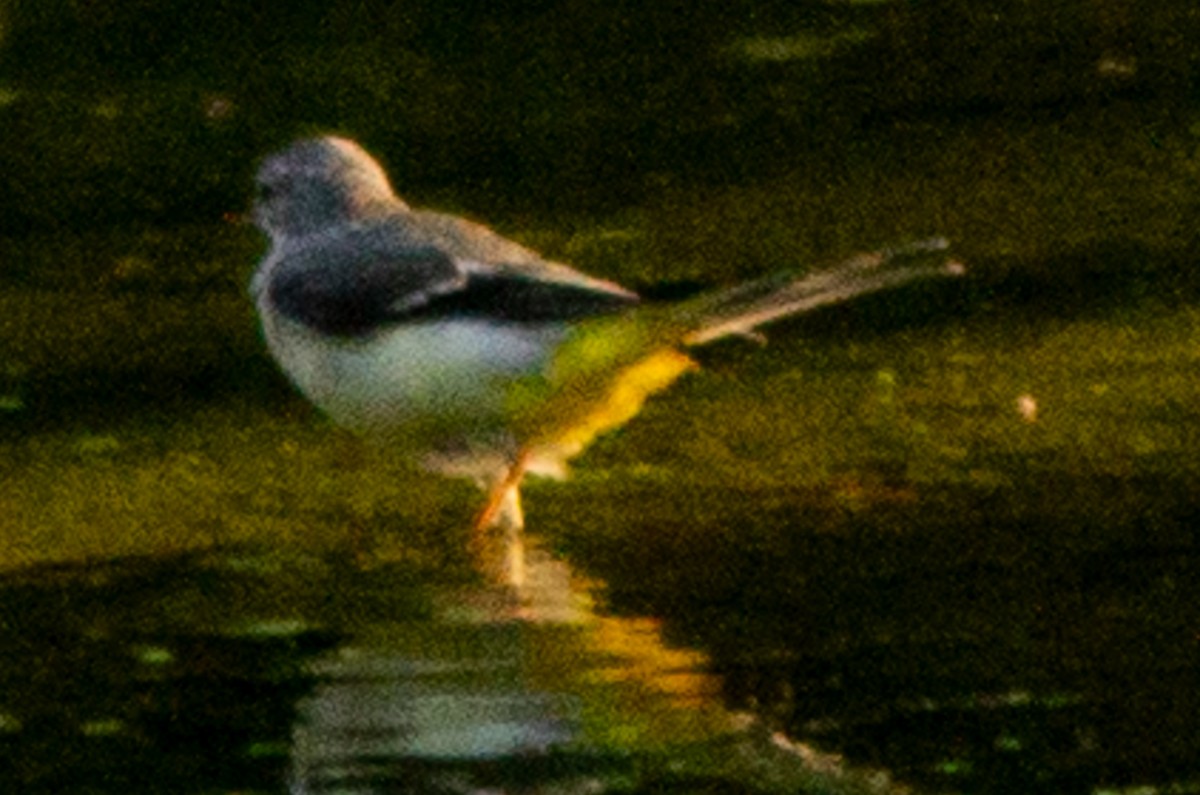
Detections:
[256, 181, 277, 202]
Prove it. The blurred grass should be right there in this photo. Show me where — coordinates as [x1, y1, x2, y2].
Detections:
[0, 285, 1196, 571]
[0, 397, 482, 570]
[0, 97, 1198, 570]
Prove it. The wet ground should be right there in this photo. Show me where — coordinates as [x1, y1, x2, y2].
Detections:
[2, 86, 1200, 793]
[0, 465, 1197, 794]
[2, 258, 1199, 793]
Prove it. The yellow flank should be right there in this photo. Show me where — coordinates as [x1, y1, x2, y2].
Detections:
[543, 347, 696, 454]
[505, 312, 697, 456]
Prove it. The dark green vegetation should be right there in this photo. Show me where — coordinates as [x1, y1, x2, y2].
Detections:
[1, 1, 1199, 792]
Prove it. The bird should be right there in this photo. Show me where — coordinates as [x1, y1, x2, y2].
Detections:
[250, 135, 962, 583]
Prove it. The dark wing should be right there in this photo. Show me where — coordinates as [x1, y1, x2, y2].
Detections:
[411, 209, 641, 304]
[404, 210, 641, 322]
[268, 226, 465, 337]
[268, 219, 639, 337]
[404, 271, 640, 323]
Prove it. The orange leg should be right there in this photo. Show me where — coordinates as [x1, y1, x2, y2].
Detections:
[470, 451, 532, 587]
[472, 449, 531, 533]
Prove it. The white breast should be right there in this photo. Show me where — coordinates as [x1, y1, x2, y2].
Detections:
[258, 303, 567, 477]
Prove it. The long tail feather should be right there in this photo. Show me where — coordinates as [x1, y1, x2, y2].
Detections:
[680, 237, 964, 346]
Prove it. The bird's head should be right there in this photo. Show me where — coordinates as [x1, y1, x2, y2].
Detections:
[252, 136, 404, 241]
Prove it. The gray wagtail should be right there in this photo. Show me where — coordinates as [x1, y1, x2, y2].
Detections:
[250, 136, 962, 581]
